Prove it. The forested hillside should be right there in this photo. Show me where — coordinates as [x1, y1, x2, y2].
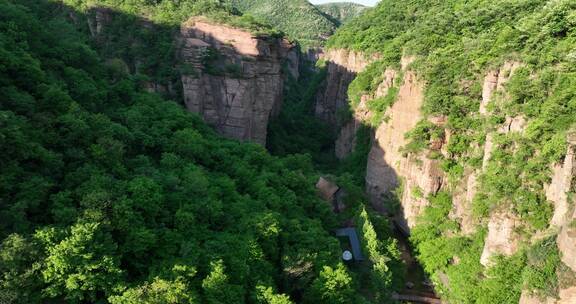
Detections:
[317, 2, 366, 25]
[230, 0, 339, 48]
[325, 0, 576, 303]
[0, 1, 403, 303]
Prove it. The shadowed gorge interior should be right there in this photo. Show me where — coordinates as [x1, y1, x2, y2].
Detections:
[1, 0, 576, 304]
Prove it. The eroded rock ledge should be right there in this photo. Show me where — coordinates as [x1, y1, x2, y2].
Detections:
[180, 18, 297, 145]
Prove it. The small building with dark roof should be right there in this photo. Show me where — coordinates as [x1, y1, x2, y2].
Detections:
[335, 227, 364, 261]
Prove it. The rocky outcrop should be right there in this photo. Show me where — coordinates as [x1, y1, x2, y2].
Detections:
[558, 286, 576, 304]
[477, 63, 528, 265]
[180, 18, 296, 145]
[556, 137, 576, 273]
[314, 49, 377, 127]
[558, 221, 576, 272]
[480, 61, 521, 115]
[335, 118, 362, 159]
[479, 209, 522, 266]
[406, 62, 527, 238]
[365, 70, 445, 233]
[548, 143, 576, 227]
[448, 62, 529, 258]
[519, 290, 556, 304]
[450, 171, 478, 234]
[334, 69, 396, 159]
[519, 286, 576, 304]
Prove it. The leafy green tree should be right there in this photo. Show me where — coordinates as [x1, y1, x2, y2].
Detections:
[41, 216, 123, 302]
[0, 234, 44, 304]
[306, 264, 356, 304]
[255, 285, 293, 304]
[201, 260, 244, 304]
[109, 265, 199, 304]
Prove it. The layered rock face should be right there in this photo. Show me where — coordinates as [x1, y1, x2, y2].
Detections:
[555, 139, 576, 275]
[548, 142, 576, 228]
[180, 18, 296, 145]
[479, 210, 521, 265]
[441, 62, 556, 267]
[365, 69, 446, 233]
[314, 49, 384, 159]
[314, 49, 376, 127]
[451, 63, 524, 235]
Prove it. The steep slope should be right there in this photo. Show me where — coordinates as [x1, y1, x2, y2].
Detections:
[230, 0, 338, 48]
[60, 0, 294, 145]
[320, 0, 576, 303]
[179, 17, 297, 144]
[316, 2, 367, 25]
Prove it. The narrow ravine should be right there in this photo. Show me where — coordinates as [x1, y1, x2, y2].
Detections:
[267, 48, 441, 302]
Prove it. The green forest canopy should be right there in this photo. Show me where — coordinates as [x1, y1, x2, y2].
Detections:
[230, 0, 340, 48]
[0, 0, 402, 303]
[316, 2, 367, 25]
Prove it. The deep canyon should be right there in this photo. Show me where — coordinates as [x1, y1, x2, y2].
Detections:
[1, 1, 575, 304]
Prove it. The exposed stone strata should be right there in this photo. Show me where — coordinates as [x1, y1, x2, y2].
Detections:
[556, 138, 576, 274]
[180, 18, 295, 145]
[450, 171, 478, 235]
[335, 118, 362, 159]
[482, 116, 527, 169]
[335, 69, 396, 159]
[558, 286, 576, 304]
[365, 71, 445, 233]
[519, 290, 556, 304]
[480, 61, 521, 115]
[480, 209, 522, 266]
[87, 7, 113, 37]
[519, 286, 576, 304]
[314, 49, 377, 127]
[558, 220, 576, 272]
[450, 63, 526, 245]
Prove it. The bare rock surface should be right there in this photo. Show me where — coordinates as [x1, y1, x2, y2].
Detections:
[558, 223, 576, 272]
[519, 290, 556, 304]
[558, 286, 576, 304]
[314, 49, 377, 127]
[365, 71, 445, 232]
[480, 61, 521, 115]
[480, 209, 521, 266]
[450, 171, 478, 235]
[548, 144, 575, 227]
[519, 286, 576, 304]
[335, 68, 396, 159]
[180, 18, 295, 144]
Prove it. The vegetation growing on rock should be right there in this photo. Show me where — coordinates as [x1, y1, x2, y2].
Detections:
[328, 0, 576, 302]
[316, 2, 367, 26]
[0, 1, 403, 303]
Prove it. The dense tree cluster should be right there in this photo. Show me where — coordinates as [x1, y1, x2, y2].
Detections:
[0, 1, 397, 303]
[230, 0, 338, 48]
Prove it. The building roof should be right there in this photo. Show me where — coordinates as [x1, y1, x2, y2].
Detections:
[335, 227, 365, 261]
[316, 177, 340, 201]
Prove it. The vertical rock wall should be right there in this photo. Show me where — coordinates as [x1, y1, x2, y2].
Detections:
[555, 138, 576, 274]
[365, 70, 446, 233]
[180, 18, 296, 145]
[314, 49, 377, 127]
